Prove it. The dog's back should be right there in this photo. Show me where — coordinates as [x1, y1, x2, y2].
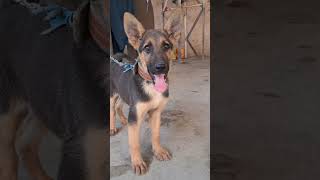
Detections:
[0, 3, 108, 180]
[1, 3, 108, 132]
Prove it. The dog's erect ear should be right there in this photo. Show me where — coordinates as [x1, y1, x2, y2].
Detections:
[123, 12, 145, 49]
[164, 10, 182, 45]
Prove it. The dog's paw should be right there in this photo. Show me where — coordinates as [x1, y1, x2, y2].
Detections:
[120, 119, 128, 126]
[131, 158, 148, 175]
[110, 128, 119, 136]
[119, 116, 128, 126]
[153, 147, 172, 161]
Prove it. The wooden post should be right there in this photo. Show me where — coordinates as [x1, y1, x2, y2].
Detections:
[202, 0, 205, 60]
[184, 6, 188, 59]
[178, 0, 182, 63]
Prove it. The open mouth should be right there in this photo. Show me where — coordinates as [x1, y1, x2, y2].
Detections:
[152, 74, 168, 93]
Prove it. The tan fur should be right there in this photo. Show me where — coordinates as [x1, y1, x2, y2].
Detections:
[1, 100, 107, 180]
[115, 98, 127, 125]
[110, 81, 170, 175]
[141, 82, 170, 161]
[128, 118, 146, 175]
[141, 81, 169, 110]
[15, 111, 52, 180]
[138, 53, 149, 74]
[126, 83, 169, 175]
[148, 107, 171, 161]
[0, 99, 28, 180]
[110, 94, 128, 136]
[110, 95, 117, 135]
[0, 99, 55, 180]
[127, 85, 169, 175]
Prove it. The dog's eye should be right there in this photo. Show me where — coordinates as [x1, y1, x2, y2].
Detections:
[163, 43, 171, 50]
[144, 45, 151, 54]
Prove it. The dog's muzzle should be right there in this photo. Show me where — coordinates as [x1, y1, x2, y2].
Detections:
[150, 63, 169, 93]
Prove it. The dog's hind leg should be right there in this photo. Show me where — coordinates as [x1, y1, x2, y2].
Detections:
[0, 100, 28, 180]
[110, 95, 118, 136]
[0, 114, 19, 180]
[115, 98, 127, 126]
[15, 111, 52, 180]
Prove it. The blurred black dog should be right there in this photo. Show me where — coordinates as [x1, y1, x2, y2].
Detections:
[0, 1, 108, 180]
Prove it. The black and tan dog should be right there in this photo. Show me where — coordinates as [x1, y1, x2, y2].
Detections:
[0, 1, 108, 180]
[110, 11, 181, 175]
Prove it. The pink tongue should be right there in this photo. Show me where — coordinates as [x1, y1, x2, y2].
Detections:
[154, 74, 168, 93]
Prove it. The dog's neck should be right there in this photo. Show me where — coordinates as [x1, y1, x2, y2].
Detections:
[136, 61, 153, 82]
[137, 65, 153, 82]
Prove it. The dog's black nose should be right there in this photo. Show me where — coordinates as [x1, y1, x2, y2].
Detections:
[155, 63, 166, 70]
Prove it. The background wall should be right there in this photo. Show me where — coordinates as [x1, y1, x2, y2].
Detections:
[151, 0, 210, 57]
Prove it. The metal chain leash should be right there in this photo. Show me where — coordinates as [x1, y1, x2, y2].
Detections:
[110, 56, 138, 73]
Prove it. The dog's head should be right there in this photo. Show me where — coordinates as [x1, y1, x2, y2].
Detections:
[123, 11, 181, 92]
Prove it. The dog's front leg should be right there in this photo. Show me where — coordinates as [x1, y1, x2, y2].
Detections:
[110, 96, 118, 136]
[127, 105, 147, 175]
[149, 109, 172, 161]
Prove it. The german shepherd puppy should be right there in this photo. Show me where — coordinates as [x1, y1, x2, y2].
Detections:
[0, 2, 108, 180]
[110, 11, 181, 175]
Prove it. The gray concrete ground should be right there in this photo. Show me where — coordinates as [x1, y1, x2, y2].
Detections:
[214, 0, 320, 179]
[110, 58, 210, 180]
[17, 58, 210, 180]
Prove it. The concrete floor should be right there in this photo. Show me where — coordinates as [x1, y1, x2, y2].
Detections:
[214, 0, 320, 179]
[110, 58, 210, 180]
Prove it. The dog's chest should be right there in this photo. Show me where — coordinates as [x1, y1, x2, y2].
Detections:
[143, 82, 168, 110]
